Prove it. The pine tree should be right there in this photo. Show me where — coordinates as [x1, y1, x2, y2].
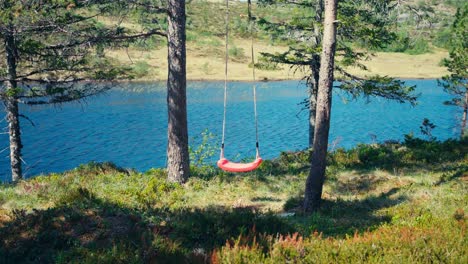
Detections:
[304, 0, 338, 212]
[438, 4, 467, 138]
[258, 0, 418, 211]
[166, 0, 190, 183]
[258, 0, 417, 147]
[0, 0, 162, 181]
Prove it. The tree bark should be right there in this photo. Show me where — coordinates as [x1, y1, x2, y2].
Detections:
[308, 0, 324, 147]
[4, 33, 23, 181]
[308, 55, 320, 148]
[462, 89, 468, 138]
[166, 0, 190, 183]
[304, 0, 338, 212]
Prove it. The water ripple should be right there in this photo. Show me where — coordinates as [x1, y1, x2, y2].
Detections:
[0, 80, 460, 181]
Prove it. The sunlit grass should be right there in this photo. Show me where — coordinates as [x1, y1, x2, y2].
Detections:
[0, 139, 466, 263]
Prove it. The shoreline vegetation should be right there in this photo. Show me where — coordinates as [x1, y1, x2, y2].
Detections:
[1, 138, 466, 262]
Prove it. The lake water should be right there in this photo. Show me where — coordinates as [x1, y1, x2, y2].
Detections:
[0, 80, 461, 181]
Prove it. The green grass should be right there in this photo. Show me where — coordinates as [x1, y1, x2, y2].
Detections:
[0, 139, 467, 263]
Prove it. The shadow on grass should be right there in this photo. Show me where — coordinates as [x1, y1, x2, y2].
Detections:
[0, 187, 406, 263]
[251, 196, 282, 202]
[332, 173, 388, 194]
[284, 187, 406, 237]
[0, 187, 294, 263]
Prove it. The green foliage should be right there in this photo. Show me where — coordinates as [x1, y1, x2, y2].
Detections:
[228, 45, 247, 62]
[419, 118, 437, 140]
[186, 0, 280, 41]
[251, 54, 282, 71]
[376, 30, 431, 54]
[444, 0, 466, 8]
[0, 0, 159, 104]
[438, 4, 467, 137]
[138, 175, 185, 209]
[436, 163, 468, 185]
[433, 27, 452, 49]
[328, 136, 467, 172]
[257, 0, 418, 114]
[5, 87, 22, 97]
[189, 129, 218, 166]
[131, 35, 165, 51]
[0, 139, 467, 262]
[340, 76, 418, 105]
[131, 61, 151, 78]
[189, 129, 220, 179]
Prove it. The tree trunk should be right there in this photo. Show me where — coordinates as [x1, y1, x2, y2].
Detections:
[308, 55, 320, 148]
[304, 0, 338, 212]
[462, 89, 468, 138]
[166, 0, 190, 183]
[308, 0, 324, 147]
[4, 34, 22, 181]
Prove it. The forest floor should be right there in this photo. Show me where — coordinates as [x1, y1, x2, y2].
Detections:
[0, 138, 466, 263]
[107, 37, 449, 82]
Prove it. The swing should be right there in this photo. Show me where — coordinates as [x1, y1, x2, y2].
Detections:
[217, 0, 262, 173]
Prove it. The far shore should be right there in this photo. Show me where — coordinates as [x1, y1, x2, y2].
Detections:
[107, 39, 450, 82]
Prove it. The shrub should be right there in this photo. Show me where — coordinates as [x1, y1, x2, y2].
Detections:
[131, 61, 151, 78]
[373, 30, 431, 55]
[228, 45, 246, 62]
[138, 177, 185, 209]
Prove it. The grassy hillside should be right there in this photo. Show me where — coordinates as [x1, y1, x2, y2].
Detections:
[108, 41, 449, 81]
[104, 0, 456, 81]
[1, 138, 466, 263]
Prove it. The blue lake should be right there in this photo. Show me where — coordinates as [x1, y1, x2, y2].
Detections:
[0, 80, 461, 181]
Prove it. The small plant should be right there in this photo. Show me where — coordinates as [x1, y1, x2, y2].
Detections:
[201, 62, 213, 75]
[189, 129, 218, 167]
[420, 118, 436, 140]
[189, 129, 220, 179]
[228, 45, 246, 62]
[138, 176, 185, 209]
[132, 61, 151, 78]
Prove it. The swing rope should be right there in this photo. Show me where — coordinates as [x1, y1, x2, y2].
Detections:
[220, 0, 229, 159]
[218, 0, 262, 172]
[249, 0, 260, 159]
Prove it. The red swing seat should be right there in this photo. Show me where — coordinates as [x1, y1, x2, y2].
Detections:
[217, 1, 262, 174]
[217, 157, 263, 173]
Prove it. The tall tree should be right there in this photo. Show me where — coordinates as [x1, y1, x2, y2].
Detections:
[438, 4, 467, 138]
[258, 0, 417, 147]
[304, 0, 338, 212]
[166, 0, 190, 183]
[0, 0, 161, 181]
[256, 0, 418, 211]
[125, 0, 190, 183]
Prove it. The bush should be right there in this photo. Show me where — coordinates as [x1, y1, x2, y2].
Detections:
[433, 27, 452, 49]
[374, 30, 431, 55]
[131, 61, 151, 78]
[138, 176, 185, 209]
[328, 137, 467, 171]
[229, 45, 246, 62]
